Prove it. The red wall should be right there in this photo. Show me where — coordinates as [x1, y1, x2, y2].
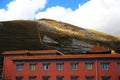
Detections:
[97, 59, 120, 80]
[3, 56, 120, 80]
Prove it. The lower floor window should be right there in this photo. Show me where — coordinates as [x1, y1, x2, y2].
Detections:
[16, 76, 23, 80]
[71, 76, 79, 80]
[56, 76, 64, 80]
[86, 76, 94, 80]
[102, 76, 111, 80]
[42, 76, 50, 80]
[29, 76, 36, 80]
[118, 76, 120, 80]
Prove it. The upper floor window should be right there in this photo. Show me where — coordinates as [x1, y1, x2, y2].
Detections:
[42, 76, 50, 80]
[56, 76, 64, 80]
[86, 62, 93, 70]
[16, 62, 24, 72]
[101, 76, 111, 80]
[118, 62, 120, 70]
[56, 62, 64, 70]
[86, 76, 94, 80]
[71, 62, 78, 70]
[70, 76, 79, 80]
[101, 62, 109, 70]
[29, 76, 36, 80]
[16, 76, 23, 80]
[30, 63, 36, 71]
[43, 62, 50, 71]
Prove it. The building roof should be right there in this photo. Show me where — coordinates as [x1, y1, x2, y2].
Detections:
[87, 45, 110, 53]
[2, 50, 64, 55]
[11, 54, 120, 61]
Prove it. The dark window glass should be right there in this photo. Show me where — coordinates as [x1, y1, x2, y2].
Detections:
[29, 76, 36, 80]
[101, 76, 111, 80]
[119, 76, 120, 80]
[71, 76, 79, 80]
[42, 76, 50, 80]
[16, 76, 23, 80]
[56, 76, 64, 80]
[86, 76, 94, 80]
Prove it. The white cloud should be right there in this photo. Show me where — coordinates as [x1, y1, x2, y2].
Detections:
[0, 0, 47, 21]
[0, 0, 120, 36]
[36, 0, 120, 36]
[36, 6, 72, 21]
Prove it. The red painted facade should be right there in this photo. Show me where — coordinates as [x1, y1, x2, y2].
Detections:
[2, 50, 120, 80]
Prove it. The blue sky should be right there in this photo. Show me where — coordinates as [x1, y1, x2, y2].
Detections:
[0, 0, 89, 10]
[0, 0, 120, 36]
[0, 0, 11, 9]
[43, 0, 89, 11]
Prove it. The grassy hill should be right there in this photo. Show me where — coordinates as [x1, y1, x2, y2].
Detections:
[0, 18, 120, 66]
[0, 18, 120, 54]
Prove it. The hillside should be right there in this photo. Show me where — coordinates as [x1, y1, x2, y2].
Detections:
[0, 18, 120, 54]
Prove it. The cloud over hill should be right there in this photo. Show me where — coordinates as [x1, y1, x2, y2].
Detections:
[0, 0, 120, 36]
[36, 0, 120, 36]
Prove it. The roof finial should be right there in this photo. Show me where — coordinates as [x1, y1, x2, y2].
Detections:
[111, 50, 116, 54]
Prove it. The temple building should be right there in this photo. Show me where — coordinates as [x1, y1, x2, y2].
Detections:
[2, 46, 120, 80]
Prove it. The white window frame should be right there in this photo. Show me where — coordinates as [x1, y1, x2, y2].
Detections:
[43, 62, 50, 71]
[71, 62, 78, 70]
[56, 62, 64, 70]
[30, 63, 36, 71]
[16, 62, 24, 72]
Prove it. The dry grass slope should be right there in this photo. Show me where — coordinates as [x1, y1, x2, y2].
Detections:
[0, 19, 120, 66]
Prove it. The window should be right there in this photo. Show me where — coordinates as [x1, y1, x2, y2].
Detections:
[16, 76, 23, 80]
[42, 76, 50, 80]
[16, 63, 24, 72]
[101, 62, 109, 70]
[86, 62, 93, 70]
[30, 63, 36, 71]
[119, 76, 120, 80]
[43, 62, 50, 71]
[56, 62, 64, 70]
[118, 62, 120, 70]
[86, 76, 94, 80]
[101, 76, 111, 80]
[70, 76, 79, 80]
[71, 62, 78, 70]
[29, 76, 36, 80]
[56, 76, 64, 80]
